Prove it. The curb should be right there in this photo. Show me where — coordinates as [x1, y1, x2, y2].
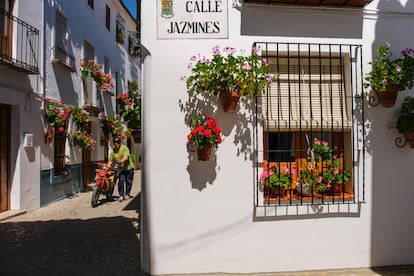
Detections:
[0, 210, 27, 222]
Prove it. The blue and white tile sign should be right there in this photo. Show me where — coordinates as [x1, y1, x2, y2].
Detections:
[157, 0, 228, 39]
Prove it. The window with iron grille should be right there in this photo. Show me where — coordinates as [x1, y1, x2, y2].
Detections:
[255, 42, 365, 209]
[83, 41, 98, 107]
[105, 5, 111, 30]
[53, 11, 75, 70]
[88, 0, 94, 10]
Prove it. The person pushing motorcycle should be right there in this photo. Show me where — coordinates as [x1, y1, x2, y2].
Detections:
[108, 137, 135, 202]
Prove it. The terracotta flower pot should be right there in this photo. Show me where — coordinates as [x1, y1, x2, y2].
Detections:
[196, 144, 213, 161]
[219, 92, 240, 113]
[45, 136, 52, 144]
[404, 131, 414, 148]
[376, 86, 399, 108]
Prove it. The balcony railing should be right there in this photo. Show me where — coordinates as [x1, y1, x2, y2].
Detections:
[52, 46, 76, 71]
[0, 8, 39, 74]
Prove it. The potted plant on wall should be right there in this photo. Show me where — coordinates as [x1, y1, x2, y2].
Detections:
[187, 114, 222, 161]
[44, 98, 71, 139]
[396, 96, 414, 148]
[116, 80, 141, 143]
[364, 43, 414, 107]
[260, 160, 293, 197]
[185, 45, 273, 112]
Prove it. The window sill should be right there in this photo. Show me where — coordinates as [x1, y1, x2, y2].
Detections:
[254, 200, 362, 220]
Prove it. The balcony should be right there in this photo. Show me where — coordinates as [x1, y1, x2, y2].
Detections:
[0, 8, 39, 74]
[52, 46, 76, 72]
[242, 0, 372, 8]
[82, 75, 103, 115]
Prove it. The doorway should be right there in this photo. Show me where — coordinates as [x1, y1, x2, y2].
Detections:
[0, 104, 10, 212]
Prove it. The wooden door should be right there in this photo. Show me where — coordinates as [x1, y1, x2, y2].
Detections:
[82, 122, 91, 188]
[0, 0, 13, 59]
[0, 104, 10, 212]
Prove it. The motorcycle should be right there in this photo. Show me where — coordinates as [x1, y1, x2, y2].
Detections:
[91, 162, 118, 208]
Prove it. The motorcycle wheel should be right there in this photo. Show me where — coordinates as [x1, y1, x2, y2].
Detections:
[91, 185, 101, 208]
[106, 182, 115, 201]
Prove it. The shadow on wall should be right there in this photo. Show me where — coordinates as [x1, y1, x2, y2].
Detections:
[240, 5, 363, 38]
[370, 0, 414, 267]
[179, 89, 255, 191]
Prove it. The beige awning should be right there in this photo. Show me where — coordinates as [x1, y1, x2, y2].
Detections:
[262, 56, 352, 131]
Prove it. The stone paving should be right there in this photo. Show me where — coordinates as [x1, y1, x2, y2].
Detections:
[1, 170, 414, 276]
[0, 170, 144, 276]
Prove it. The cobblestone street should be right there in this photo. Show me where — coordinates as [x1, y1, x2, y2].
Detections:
[0, 171, 143, 276]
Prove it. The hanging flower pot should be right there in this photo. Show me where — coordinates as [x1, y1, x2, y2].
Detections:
[196, 144, 213, 161]
[219, 91, 240, 113]
[187, 114, 222, 161]
[376, 86, 399, 108]
[81, 70, 88, 77]
[404, 131, 414, 148]
[45, 135, 52, 144]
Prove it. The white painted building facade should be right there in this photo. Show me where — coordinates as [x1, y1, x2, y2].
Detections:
[140, 0, 414, 274]
[0, 0, 140, 211]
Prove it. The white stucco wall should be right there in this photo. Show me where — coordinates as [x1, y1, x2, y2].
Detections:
[0, 0, 44, 210]
[141, 0, 414, 274]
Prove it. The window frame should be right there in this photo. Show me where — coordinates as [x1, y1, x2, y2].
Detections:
[87, 0, 94, 10]
[105, 5, 110, 30]
[254, 42, 365, 210]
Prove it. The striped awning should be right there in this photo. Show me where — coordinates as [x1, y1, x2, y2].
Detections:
[262, 56, 352, 131]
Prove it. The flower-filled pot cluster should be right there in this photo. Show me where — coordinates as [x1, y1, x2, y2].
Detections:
[99, 114, 129, 145]
[297, 138, 351, 195]
[44, 98, 95, 150]
[44, 99, 71, 143]
[116, 80, 141, 143]
[364, 42, 414, 107]
[187, 114, 222, 161]
[185, 45, 273, 112]
[260, 160, 294, 197]
[80, 59, 114, 92]
[70, 106, 95, 151]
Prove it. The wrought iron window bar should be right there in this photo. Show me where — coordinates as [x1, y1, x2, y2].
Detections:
[0, 8, 39, 74]
[254, 42, 366, 209]
[52, 46, 76, 71]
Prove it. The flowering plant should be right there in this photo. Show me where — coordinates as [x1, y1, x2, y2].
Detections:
[93, 71, 114, 91]
[70, 106, 90, 131]
[364, 43, 414, 92]
[187, 114, 222, 149]
[80, 59, 102, 73]
[72, 130, 96, 151]
[311, 138, 351, 193]
[298, 163, 318, 185]
[396, 96, 414, 134]
[99, 115, 128, 141]
[116, 80, 141, 131]
[45, 128, 55, 140]
[260, 160, 293, 189]
[185, 45, 272, 97]
[44, 98, 71, 135]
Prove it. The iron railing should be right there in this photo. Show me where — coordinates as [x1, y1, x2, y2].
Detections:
[52, 46, 75, 71]
[254, 42, 365, 209]
[0, 8, 39, 74]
